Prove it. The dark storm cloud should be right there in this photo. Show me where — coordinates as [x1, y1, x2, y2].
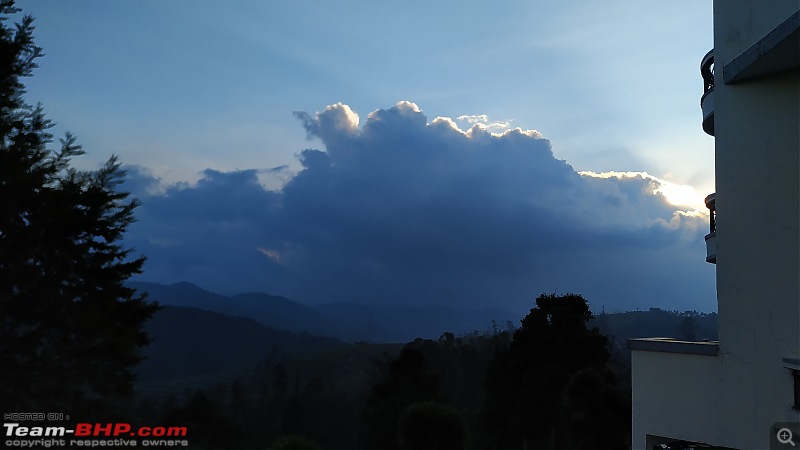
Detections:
[124, 102, 715, 312]
[123, 167, 285, 294]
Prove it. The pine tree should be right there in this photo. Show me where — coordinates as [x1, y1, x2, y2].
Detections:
[0, 0, 157, 412]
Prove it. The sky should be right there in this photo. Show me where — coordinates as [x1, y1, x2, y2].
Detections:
[14, 0, 718, 314]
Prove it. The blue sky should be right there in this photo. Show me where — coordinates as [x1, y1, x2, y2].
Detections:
[15, 1, 718, 313]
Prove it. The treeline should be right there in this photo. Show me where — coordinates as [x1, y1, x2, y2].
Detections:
[130, 293, 631, 450]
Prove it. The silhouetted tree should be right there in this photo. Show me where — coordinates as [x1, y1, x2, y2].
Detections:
[282, 377, 329, 440]
[560, 368, 631, 450]
[0, 0, 157, 412]
[398, 401, 465, 450]
[677, 313, 699, 341]
[483, 293, 610, 449]
[273, 363, 290, 400]
[256, 362, 290, 441]
[363, 347, 441, 450]
[161, 390, 246, 450]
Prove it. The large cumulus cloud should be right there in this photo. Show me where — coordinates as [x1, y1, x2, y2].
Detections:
[124, 101, 715, 313]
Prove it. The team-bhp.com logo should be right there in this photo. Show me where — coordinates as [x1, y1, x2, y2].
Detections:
[5, 422, 187, 437]
[4, 421, 189, 447]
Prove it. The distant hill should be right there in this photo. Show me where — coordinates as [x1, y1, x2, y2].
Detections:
[129, 281, 518, 342]
[131, 281, 720, 396]
[314, 301, 518, 342]
[129, 281, 341, 337]
[138, 305, 341, 382]
[592, 307, 718, 343]
[130, 281, 717, 346]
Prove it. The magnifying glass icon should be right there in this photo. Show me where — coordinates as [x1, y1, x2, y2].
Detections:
[778, 428, 796, 446]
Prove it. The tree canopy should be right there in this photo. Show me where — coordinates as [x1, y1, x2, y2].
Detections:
[0, 0, 157, 413]
[483, 293, 624, 449]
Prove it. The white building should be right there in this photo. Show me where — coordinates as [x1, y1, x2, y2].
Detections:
[628, 2, 800, 449]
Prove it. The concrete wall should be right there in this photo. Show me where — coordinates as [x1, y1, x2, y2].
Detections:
[630, 349, 723, 450]
[713, 0, 800, 448]
[713, 1, 799, 65]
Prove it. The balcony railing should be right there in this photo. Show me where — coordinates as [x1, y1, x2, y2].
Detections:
[700, 50, 715, 136]
[705, 193, 716, 264]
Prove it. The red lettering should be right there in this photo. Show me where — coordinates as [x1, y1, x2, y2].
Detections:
[113, 423, 131, 436]
[74, 423, 92, 437]
[93, 423, 113, 436]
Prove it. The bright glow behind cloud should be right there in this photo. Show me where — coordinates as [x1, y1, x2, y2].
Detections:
[456, 114, 512, 134]
[579, 170, 706, 212]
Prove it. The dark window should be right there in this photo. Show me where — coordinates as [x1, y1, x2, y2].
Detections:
[794, 371, 800, 410]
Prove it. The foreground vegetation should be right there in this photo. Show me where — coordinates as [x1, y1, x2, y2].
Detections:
[123, 293, 639, 450]
[126, 303, 716, 450]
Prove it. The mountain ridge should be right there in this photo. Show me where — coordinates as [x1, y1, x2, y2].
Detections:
[128, 280, 518, 342]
